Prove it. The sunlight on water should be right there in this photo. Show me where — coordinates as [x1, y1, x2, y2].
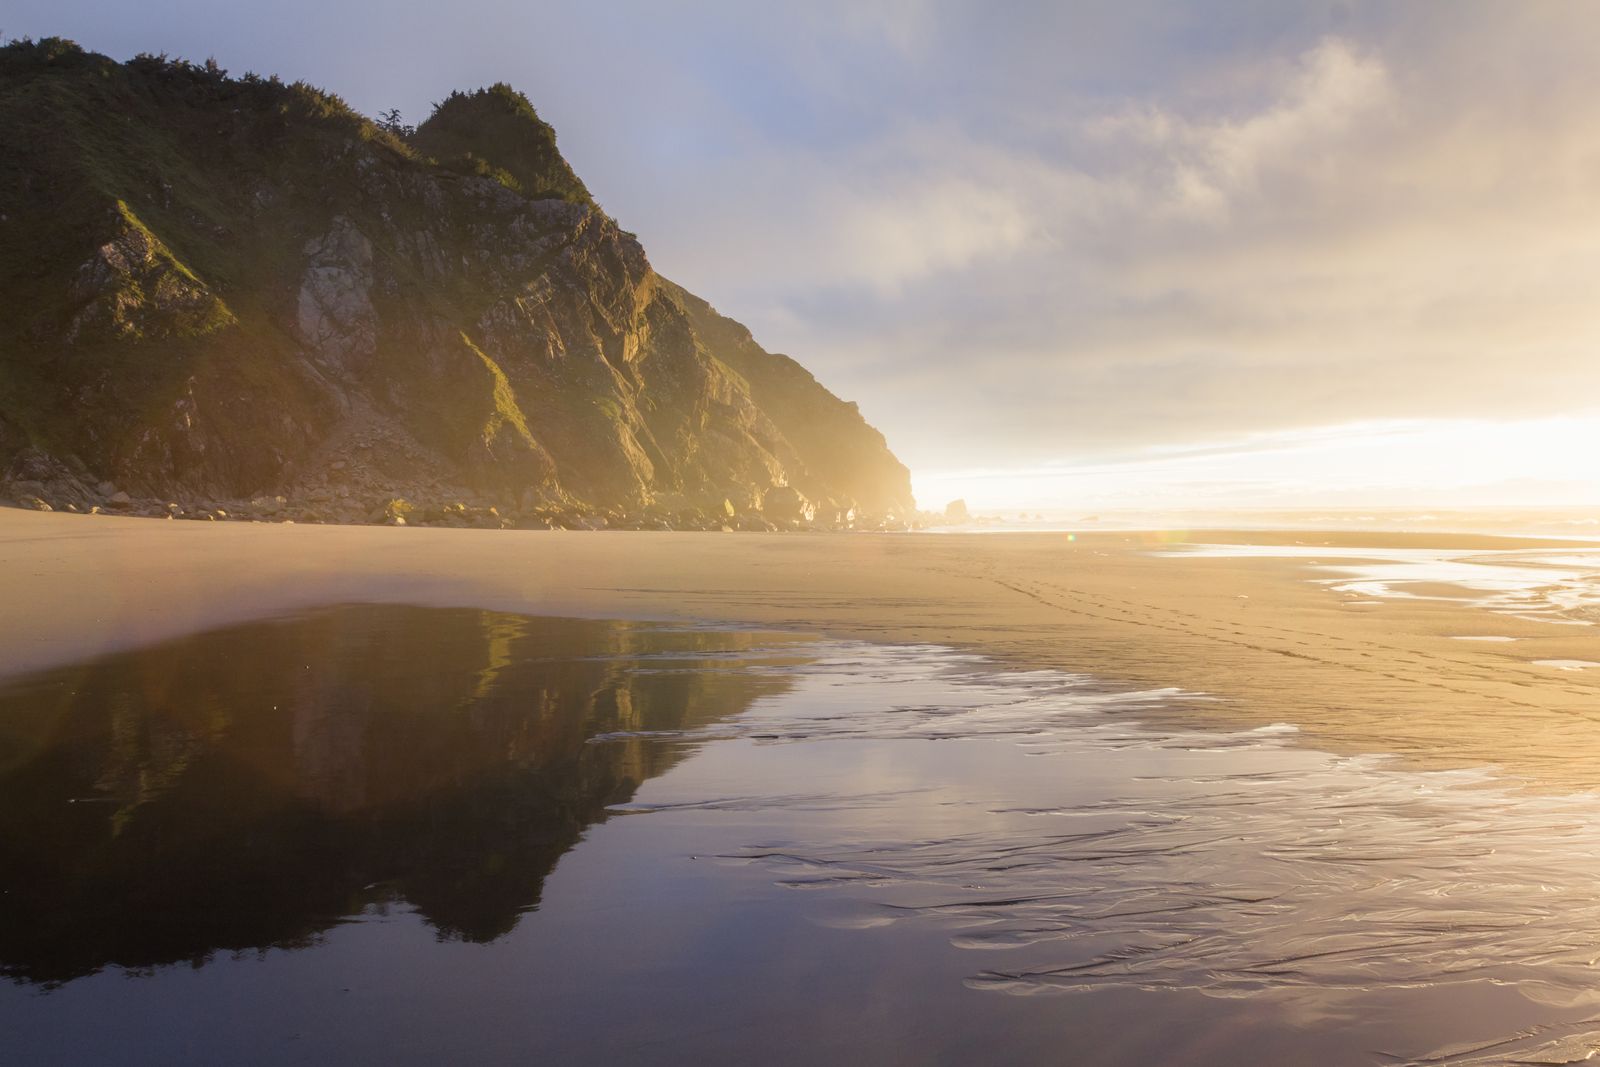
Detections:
[1162, 543, 1600, 625]
[601, 643, 1600, 1064]
[6, 606, 1600, 1064]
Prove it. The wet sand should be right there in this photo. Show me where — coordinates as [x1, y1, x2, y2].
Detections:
[13, 608, 1600, 1065]
[2, 509, 1598, 786]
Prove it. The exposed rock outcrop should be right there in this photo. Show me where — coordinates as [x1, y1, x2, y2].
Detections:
[0, 39, 916, 529]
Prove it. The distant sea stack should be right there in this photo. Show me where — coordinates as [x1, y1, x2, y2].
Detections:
[0, 39, 915, 530]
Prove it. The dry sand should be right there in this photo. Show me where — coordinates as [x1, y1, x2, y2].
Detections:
[3, 509, 1598, 787]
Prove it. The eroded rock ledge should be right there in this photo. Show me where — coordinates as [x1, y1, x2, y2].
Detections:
[0, 41, 917, 527]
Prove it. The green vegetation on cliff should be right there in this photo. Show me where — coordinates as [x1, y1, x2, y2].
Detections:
[0, 37, 914, 526]
[411, 84, 592, 205]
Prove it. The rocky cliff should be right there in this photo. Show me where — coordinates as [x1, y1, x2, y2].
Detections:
[0, 39, 915, 529]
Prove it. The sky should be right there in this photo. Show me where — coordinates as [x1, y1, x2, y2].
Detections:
[9, 2, 1600, 511]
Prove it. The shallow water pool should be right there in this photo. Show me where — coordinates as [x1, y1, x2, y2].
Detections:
[5, 605, 1600, 1065]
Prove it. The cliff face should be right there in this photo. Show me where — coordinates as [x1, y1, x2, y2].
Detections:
[0, 40, 914, 528]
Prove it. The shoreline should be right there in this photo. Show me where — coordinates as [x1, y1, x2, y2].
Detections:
[0, 492, 920, 533]
[3, 509, 1598, 789]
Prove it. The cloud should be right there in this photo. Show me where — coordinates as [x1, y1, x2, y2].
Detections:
[12, 1, 1600, 502]
[1085, 38, 1392, 223]
[632, 147, 1035, 296]
[656, 10, 1600, 478]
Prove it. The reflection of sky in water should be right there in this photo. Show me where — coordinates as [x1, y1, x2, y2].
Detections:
[10, 611, 1600, 1064]
[1162, 544, 1600, 625]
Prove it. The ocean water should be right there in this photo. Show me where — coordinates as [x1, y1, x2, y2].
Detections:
[1160, 542, 1600, 625]
[928, 506, 1600, 539]
[5, 606, 1600, 1065]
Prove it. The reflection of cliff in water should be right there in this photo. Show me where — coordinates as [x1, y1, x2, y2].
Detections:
[0, 606, 803, 986]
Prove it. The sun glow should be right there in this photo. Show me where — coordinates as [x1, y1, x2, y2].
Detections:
[913, 414, 1600, 513]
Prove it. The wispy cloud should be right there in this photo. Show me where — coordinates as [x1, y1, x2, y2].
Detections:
[13, 1, 1600, 504]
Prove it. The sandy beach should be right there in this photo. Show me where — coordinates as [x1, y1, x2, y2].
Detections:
[3, 509, 1597, 788]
